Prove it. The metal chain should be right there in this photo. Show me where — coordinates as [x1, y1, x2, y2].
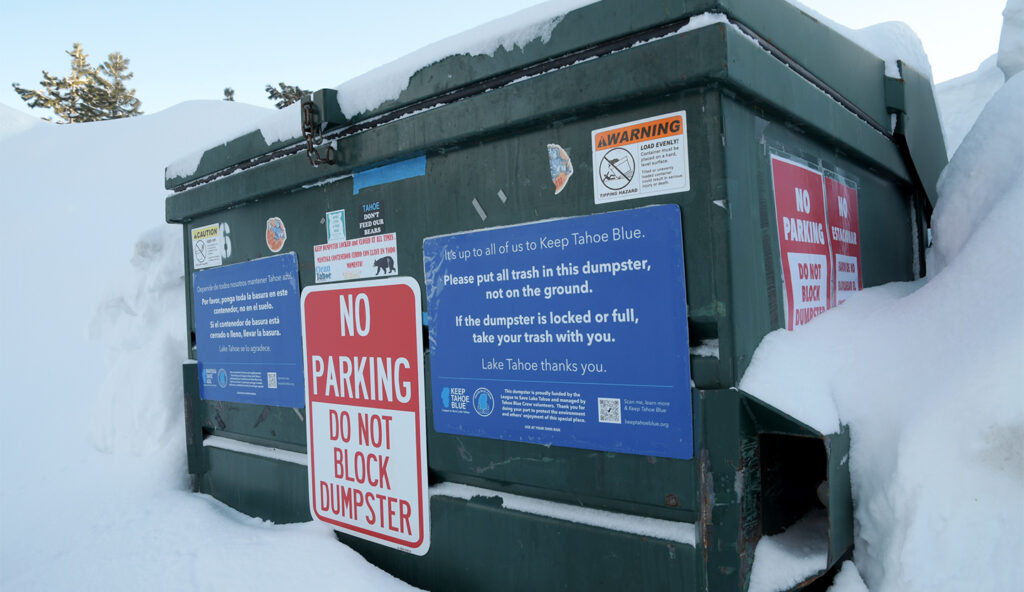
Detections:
[302, 101, 335, 167]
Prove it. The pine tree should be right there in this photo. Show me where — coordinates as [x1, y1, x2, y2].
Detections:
[10, 70, 64, 121]
[265, 82, 308, 109]
[223, 87, 235, 101]
[62, 43, 95, 123]
[87, 52, 143, 119]
[11, 43, 142, 123]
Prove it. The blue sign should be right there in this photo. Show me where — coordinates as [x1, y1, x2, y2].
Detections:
[193, 253, 304, 407]
[424, 205, 692, 459]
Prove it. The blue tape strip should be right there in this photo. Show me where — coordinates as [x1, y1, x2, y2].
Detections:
[353, 155, 426, 195]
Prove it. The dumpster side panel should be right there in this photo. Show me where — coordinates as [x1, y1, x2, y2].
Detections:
[719, 93, 916, 380]
[199, 447, 310, 524]
[341, 493, 696, 592]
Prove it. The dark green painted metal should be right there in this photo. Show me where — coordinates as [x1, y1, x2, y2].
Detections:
[885, 76, 907, 114]
[199, 447, 309, 524]
[825, 428, 853, 565]
[182, 362, 206, 476]
[342, 494, 696, 591]
[164, 0, 934, 191]
[165, 2, 948, 589]
[891, 63, 949, 211]
[310, 88, 344, 125]
[720, 0, 891, 129]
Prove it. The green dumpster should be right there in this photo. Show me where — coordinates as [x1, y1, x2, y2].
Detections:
[166, 1, 946, 590]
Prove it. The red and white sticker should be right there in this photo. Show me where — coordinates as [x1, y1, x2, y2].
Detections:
[825, 177, 862, 306]
[771, 155, 831, 330]
[313, 233, 398, 283]
[301, 277, 429, 555]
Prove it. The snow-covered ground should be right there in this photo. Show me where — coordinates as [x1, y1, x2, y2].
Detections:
[744, 73, 1024, 592]
[1, 2, 1022, 591]
[0, 101, 417, 590]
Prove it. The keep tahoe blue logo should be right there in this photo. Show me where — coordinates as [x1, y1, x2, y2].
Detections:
[441, 387, 451, 409]
[473, 387, 495, 417]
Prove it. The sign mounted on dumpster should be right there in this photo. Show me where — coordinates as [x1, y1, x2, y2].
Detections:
[423, 205, 692, 459]
[301, 277, 430, 555]
[591, 111, 690, 204]
[192, 253, 304, 407]
[771, 155, 831, 330]
[825, 176, 862, 306]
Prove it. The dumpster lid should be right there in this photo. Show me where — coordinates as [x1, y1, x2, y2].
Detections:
[165, 0, 946, 205]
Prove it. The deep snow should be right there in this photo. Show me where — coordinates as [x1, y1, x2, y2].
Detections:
[0, 101, 417, 590]
[743, 71, 1024, 592]
[1, 2, 1022, 591]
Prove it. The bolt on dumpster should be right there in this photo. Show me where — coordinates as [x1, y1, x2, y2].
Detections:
[166, 1, 946, 589]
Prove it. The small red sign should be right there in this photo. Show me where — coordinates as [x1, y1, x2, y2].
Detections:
[825, 177, 862, 306]
[301, 277, 429, 555]
[771, 156, 831, 330]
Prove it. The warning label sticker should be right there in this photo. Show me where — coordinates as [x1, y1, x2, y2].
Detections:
[191, 223, 222, 270]
[591, 111, 690, 204]
[314, 233, 398, 283]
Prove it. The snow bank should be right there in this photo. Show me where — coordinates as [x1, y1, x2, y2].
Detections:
[0, 100, 418, 591]
[827, 561, 869, 592]
[938, 0, 1023, 156]
[930, 73, 1024, 274]
[88, 224, 190, 454]
[935, 56, 1004, 157]
[742, 74, 1024, 591]
[999, 0, 1024, 77]
[0, 103, 43, 142]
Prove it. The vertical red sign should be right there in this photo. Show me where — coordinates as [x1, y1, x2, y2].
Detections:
[301, 277, 430, 555]
[771, 155, 831, 330]
[825, 177, 862, 306]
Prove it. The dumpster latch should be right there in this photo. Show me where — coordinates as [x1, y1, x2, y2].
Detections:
[302, 100, 335, 167]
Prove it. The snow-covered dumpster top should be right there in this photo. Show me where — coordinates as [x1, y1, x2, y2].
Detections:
[165, 0, 946, 211]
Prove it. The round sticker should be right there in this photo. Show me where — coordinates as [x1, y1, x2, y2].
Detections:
[473, 387, 495, 417]
[266, 217, 287, 252]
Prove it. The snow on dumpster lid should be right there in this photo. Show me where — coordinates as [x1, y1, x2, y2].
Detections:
[165, 0, 937, 191]
[165, 0, 596, 186]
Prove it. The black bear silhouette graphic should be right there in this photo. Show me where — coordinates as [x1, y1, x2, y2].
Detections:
[374, 256, 395, 275]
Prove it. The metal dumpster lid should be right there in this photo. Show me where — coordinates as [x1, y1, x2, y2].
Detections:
[164, 0, 945, 207]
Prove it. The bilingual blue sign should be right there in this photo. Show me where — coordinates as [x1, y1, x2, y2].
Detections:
[423, 205, 692, 459]
[193, 253, 304, 407]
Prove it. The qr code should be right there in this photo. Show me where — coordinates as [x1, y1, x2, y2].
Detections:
[598, 397, 621, 424]
[266, 372, 278, 389]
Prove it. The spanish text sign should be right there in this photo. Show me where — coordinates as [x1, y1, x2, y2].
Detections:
[771, 156, 831, 330]
[301, 277, 430, 555]
[193, 253, 303, 407]
[825, 177, 862, 306]
[423, 205, 692, 459]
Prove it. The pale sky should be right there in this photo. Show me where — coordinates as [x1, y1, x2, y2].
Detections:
[0, 0, 1007, 118]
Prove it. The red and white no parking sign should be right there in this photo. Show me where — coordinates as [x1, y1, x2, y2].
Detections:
[301, 277, 430, 555]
